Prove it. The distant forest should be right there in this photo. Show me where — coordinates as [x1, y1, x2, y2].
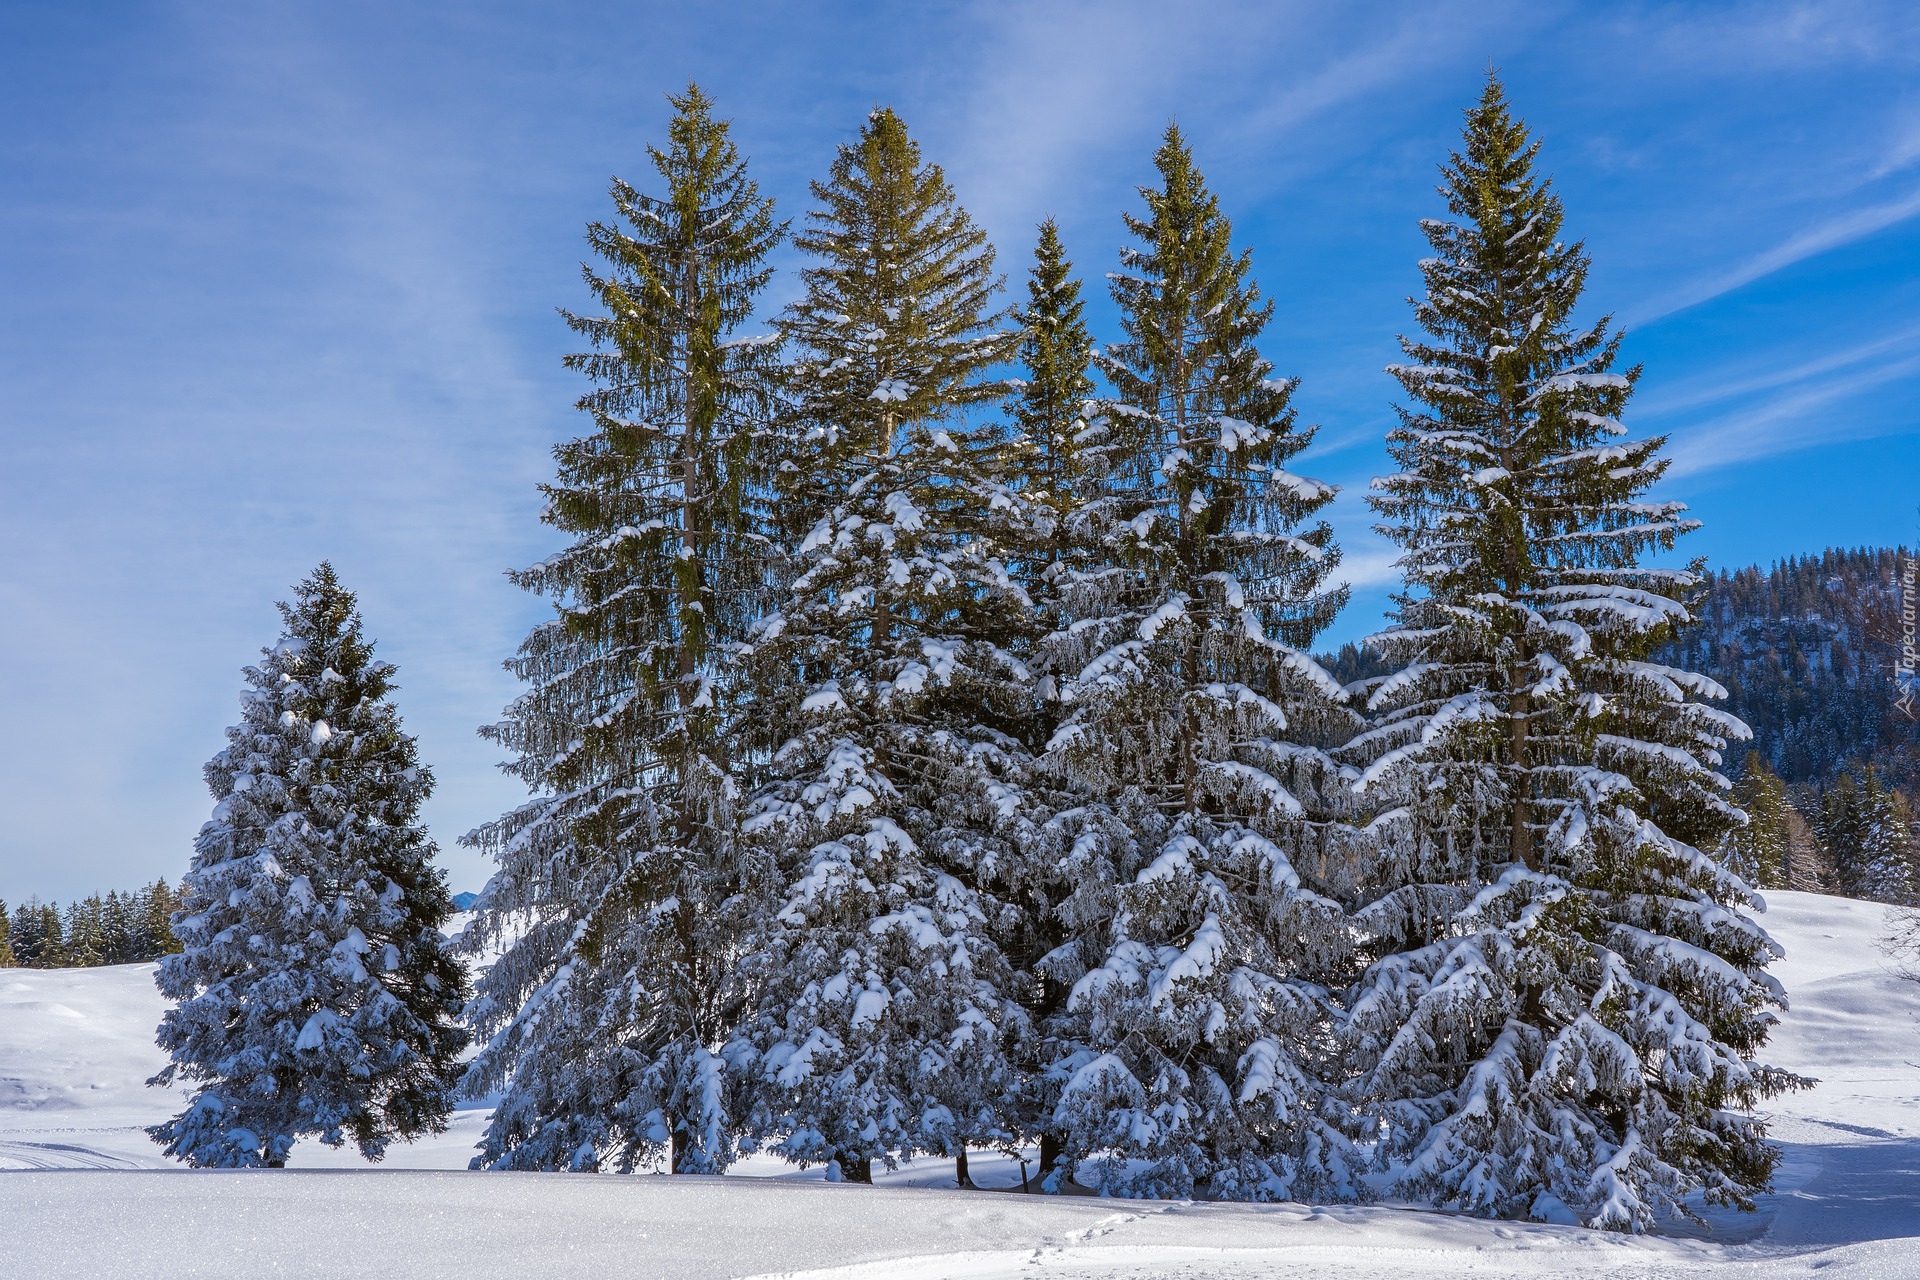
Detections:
[1661, 546, 1918, 792]
[0, 880, 182, 968]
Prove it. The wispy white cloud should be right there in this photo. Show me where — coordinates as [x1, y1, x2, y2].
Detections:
[1222, 7, 1508, 149]
[1329, 539, 1405, 593]
[937, 0, 1520, 248]
[1639, 323, 1920, 418]
[1630, 185, 1920, 324]
[1635, 0, 1920, 75]
[1663, 348, 1920, 478]
[1870, 108, 1920, 178]
[935, 0, 1248, 239]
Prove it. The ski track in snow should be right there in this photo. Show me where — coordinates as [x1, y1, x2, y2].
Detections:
[1, 892, 1917, 1278]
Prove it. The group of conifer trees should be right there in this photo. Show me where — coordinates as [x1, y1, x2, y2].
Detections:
[1719, 750, 1916, 901]
[0, 882, 180, 968]
[144, 75, 1802, 1231]
[439, 76, 1795, 1230]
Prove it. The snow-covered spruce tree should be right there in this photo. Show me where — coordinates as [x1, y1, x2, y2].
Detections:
[462, 84, 782, 1175]
[1345, 76, 1800, 1231]
[738, 107, 1031, 1187]
[1857, 772, 1917, 904]
[1033, 124, 1358, 1202]
[998, 218, 1106, 1187]
[151, 564, 466, 1167]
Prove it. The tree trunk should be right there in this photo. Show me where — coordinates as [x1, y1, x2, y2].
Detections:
[955, 1149, 975, 1189]
[1038, 1131, 1065, 1190]
[837, 1152, 873, 1184]
[1510, 688, 1536, 871]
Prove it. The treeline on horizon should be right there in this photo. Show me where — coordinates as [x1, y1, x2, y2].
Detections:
[0, 880, 182, 969]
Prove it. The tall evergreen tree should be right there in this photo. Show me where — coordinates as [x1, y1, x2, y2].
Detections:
[739, 107, 1030, 1186]
[1347, 76, 1798, 1230]
[999, 219, 1107, 1187]
[140, 879, 184, 960]
[463, 84, 783, 1175]
[150, 565, 467, 1168]
[1816, 774, 1868, 895]
[1033, 125, 1355, 1202]
[0, 898, 12, 968]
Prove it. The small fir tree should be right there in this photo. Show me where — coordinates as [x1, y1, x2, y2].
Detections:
[1347, 76, 1798, 1230]
[740, 107, 1031, 1186]
[463, 84, 783, 1175]
[139, 879, 184, 960]
[1034, 125, 1356, 1202]
[150, 564, 467, 1168]
[0, 899, 12, 968]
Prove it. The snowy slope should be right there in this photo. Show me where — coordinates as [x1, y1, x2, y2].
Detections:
[2, 891, 1916, 1278]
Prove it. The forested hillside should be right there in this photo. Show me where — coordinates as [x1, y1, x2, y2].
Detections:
[1659, 546, 1918, 791]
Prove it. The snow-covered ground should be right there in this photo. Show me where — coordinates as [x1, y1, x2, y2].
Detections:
[2, 891, 1917, 1278]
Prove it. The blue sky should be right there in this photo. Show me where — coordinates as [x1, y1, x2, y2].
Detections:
[2, 0, 1917, 902]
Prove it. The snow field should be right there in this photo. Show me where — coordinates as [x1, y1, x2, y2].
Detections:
[0, 890, 1916, 1277]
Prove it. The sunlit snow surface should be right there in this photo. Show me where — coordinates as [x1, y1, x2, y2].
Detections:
[2, 891, 1917, 1278]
